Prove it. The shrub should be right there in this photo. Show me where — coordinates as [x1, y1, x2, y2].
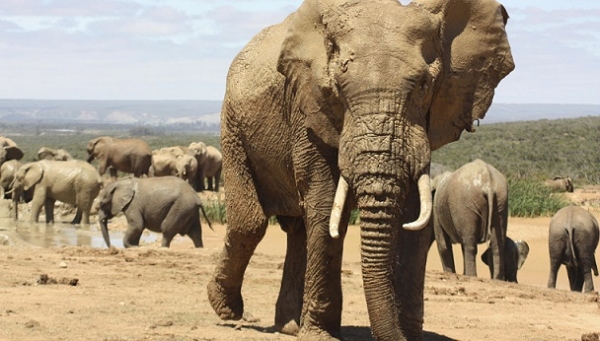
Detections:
[508, 178, 569, 217]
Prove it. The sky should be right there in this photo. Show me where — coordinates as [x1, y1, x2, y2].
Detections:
[0, 0, 599, 104]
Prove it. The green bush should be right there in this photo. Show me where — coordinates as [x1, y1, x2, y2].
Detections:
[508, 178, 569, 217]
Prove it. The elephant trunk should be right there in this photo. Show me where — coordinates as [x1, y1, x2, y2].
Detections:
[336, 94, 432, 339]
[98, 211, 111, 248]
[359, 193, 404, 340]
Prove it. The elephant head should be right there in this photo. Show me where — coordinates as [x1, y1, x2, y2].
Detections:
[11, 162, 44, 220]
[0, 137, 24, 165]
[97, 179, 137, 247]
[277, 0, 514, 336]
[87, 137, 113, 162]
[188, 142, 208, 164]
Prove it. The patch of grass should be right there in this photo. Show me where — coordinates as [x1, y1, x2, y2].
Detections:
[508, 177, 569, 217]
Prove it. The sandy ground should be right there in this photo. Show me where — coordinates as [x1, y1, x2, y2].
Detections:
[0, 189, 599, 341]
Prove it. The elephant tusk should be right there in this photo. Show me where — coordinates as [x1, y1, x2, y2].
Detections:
[403, 173, 432, 231]
[329, 177, 349, 239]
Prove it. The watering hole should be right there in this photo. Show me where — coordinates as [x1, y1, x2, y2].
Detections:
[0, 201, 158, 249]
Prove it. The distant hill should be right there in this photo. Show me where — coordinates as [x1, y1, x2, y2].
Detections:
[482, 103, 600, 123]
[0, 99, 222, 127]
[1, 100, 599, 127]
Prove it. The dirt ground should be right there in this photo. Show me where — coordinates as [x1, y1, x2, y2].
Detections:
[0, 188, 599, 341]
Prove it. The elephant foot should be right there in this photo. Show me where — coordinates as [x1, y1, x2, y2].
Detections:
[207, 278, 243, 320]
[296, 328, 341, 341]
[274, 319, 299, 336]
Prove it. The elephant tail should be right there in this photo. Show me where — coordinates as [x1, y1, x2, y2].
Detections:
[593, 257, 599, 277]
[565, 227, 579, 268]
[481, 179, 495, 244]
[199, 203, 214, 231]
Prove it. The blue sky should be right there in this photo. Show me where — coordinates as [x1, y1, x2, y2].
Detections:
[0, 0, 599, 104]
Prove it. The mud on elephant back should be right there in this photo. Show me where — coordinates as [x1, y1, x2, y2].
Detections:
[207, 0, 515, 340]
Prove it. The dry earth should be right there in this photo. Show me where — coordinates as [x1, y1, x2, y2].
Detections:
[0, 188, 599, 341]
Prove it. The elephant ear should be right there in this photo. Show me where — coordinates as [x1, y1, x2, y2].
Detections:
[109, 179, 136, 216]
[21, 163, 43, 191]
[414, 0, 515, 150]
[277, 0, 342, 148]
[4, 146, 24, 161]
[515, 240, 530, 270]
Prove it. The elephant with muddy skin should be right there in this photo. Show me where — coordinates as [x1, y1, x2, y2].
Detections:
[87, 137, 152, 179]
[481, 237, 530, 283]
[11, 160, 103, 225]
[0, 160, 22, 200]
[547, 205, 599, 293]
[187, 142, 222, 192]
[37, 147, 74, 161]
[97, 176, 212, 248]
[430, 159, 509, 280]
[206, 0, 515, 340]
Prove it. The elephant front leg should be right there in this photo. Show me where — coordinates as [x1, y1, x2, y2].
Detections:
[123, 213, 145, 247]
[297, 204, 346, 340]
[275, 216, 306, 336]
[44, 198, 56, 224]
[207, 197, 268, 320]
[29, 189, 47, 223]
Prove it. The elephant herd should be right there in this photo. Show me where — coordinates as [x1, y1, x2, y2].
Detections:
[0, 136, 220, 248]
[429, 159, 598, 294]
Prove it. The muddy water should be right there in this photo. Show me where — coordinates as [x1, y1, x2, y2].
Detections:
[0, 201, 158, 249]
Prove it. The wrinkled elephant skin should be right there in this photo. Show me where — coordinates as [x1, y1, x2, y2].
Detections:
[207, 0, 515, 340]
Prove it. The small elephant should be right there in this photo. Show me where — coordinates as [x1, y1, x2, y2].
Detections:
[544, 176, 574, 193]
[97, 176, 212, 248]
[547, 205, 599, 293]
[196, 145, 222, 192]
[11, 160, 103, 225]
[0, 159, 22, 199]
[481, 237, 530, 283]
[431, 159, 509, 280]
[87, 136, 152, 179]
[176, 154, 198, 186]
[37, 147, 74, 161]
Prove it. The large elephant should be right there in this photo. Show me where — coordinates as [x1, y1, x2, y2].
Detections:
[11, 160, 103, 225]
[207, 0, 514, 340]
[544, 176, 574, 193]
[86, 137, 152, 179]
[431, 159, 509, 280]
[97, 176, 212, 248]
[37, 147, 74, 161]
[481, 237, 530, 283]
[547, 205, 599, 293]
[0, 160, 22, 199]
[0, 136, 24, 165]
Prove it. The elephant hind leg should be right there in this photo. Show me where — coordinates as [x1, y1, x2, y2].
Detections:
[567, 266, 584, 292]
[274, 216, 306, 336]
[186, 217, 203, 248]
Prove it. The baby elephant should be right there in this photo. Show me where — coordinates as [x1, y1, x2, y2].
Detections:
[548, 205, 599, 293]
[481, 237, 530, 283]
[98, 176, 212, 248]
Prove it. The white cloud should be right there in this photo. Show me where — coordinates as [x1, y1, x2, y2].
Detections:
[0, 0, 599, 104]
